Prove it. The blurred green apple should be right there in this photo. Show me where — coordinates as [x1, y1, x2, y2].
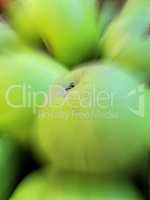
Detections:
[98, 1, 118, 39]
[0, 136, 25, 200]
[0, 21, 26, 54]
[35, 62, 150, 174]
[0, 50, 67, 143]
[101, 0, 150, 78]
[8, 0, 99, 67]
[9, 169, 49, 200]
[7, 0, 39, 45]
[10, 169, 142, 200]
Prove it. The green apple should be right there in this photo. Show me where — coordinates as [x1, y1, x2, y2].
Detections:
[0, 21, 26, 53]
[101, 0, 150, 78]
[8, 0, 99, 67]
[0, 136, 25, 200]
[0, 50, 67, 143]
[35, 62, 150, 174]
[98, 1, 118, 39]
[7, 0, 39, 45]
[120, 0, 150, 17]
[10, 169, 142, 200]
[9, 169, 49, 200]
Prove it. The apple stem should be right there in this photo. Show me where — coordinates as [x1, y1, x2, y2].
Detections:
[65, 81, 76, 91]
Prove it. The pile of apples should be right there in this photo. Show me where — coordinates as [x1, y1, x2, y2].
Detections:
[0, 0, 149, 199]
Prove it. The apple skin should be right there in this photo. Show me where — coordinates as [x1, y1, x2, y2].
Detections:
[0, 50, 68, 143]
[8, 0, 39, 45]
[9, 169, 49, 200]
[98, 1, 118, 39]
[101, 0, 150, 78]
[8, 0, 99, 67]
[0, 21, 26, 54]
[35, 62, 150, 174]
[0, 137, 25, 200]
[10, 169, 142, 200]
